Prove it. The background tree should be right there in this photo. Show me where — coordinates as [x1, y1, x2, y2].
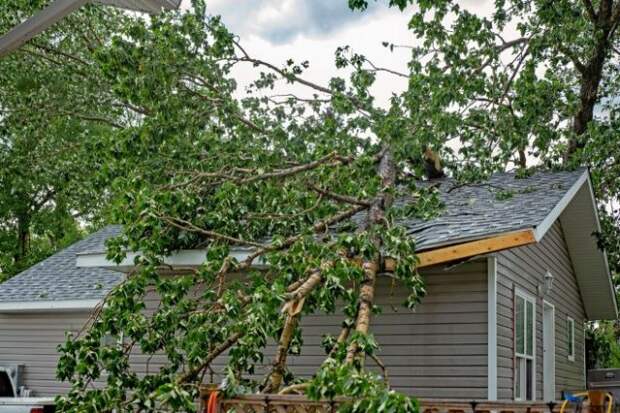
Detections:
[349, 0, 620, 367]
[1, 0, 619, 411]
[0, 1, 132, 279]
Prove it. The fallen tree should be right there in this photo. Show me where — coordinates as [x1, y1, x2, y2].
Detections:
[1, 0, 615, 411]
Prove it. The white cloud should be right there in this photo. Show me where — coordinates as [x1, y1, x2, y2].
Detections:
[177, 1, 414, 106]
[202, 0, 383, 44]
[178, 0, 496, 107]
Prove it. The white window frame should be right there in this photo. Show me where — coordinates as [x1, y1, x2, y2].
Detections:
[567, 317, 575, 362]
[515, 289, 537, 401]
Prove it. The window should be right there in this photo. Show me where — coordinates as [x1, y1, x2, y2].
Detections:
[567, 317, 575, 361]
[515, 291, 535, 400]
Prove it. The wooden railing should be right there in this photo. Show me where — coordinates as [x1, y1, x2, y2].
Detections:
[204, 394, 575, 413]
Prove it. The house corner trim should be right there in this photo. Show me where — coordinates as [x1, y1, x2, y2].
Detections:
[488, 256, 498, 400]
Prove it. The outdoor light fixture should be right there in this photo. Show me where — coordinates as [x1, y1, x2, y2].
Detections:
[538, 270, 554, 296]
[0, 0, 181, 58]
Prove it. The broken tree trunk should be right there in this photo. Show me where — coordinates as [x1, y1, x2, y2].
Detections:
[345, 147, 396, 364]
[345, 260, 379, 364]
[263, 268, 325, 393]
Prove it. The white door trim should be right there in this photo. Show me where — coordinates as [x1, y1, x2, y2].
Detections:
[514, 287, 537, 401]
[543, 300, 556, 401]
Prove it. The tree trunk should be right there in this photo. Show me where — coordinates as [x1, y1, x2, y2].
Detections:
[264, 269, 324, 393]
[567, 0, 617, 159]
[14, 215, 30, 263]
[518, 149, 527, 169]
[346, 147, 396, 364]
[264, 312, 299, 392]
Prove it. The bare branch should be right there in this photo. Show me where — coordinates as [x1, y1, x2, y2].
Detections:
[176, 331, 243, 384]
[32, 42, 90, 66]
[231, 39, 369, 112]
[496, 37, 529, 52]
[264, 267, 327, 392]
[239, 152, 353, 185]
[498, 45, 530, 104]
[239, 204, 368, 270]
[232, 39, 332, 96]
[279, 382, 310, 395]
[247, 194, 324, 220]
[362, 57, 408, 78]
[181, 84, 266, 133]
[166, 152, 354, 190]
[369, 352, 390, 387]
[473, 37, 529, 75]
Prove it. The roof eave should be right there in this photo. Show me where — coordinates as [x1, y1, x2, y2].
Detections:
[0, 299, 102, 313]
[76, 248, 267, 273]
[557, 172, 617, 320]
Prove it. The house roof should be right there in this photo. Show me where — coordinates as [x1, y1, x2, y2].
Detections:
[0, 168, 615, 319]
[392, 168, 587, 251]
[0, 225, 123, 311]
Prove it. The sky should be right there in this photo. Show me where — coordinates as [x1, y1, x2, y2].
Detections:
[180, 0, 419, 105]
[176, 0, 496, 106]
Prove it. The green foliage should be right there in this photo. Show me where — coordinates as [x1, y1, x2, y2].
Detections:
[308, 359, 419, 413]
[586, 322, 620, 370]
[0, 1, 122, 279]
[2, 0, 620, 410]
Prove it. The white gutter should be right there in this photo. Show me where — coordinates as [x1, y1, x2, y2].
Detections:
[0, 299, 101, 312]
[76, 248, 264, 272]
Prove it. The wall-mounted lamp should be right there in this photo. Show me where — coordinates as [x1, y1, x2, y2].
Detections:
[538, 271, 554, 296]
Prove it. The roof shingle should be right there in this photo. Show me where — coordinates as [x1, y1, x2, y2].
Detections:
[0, 168, 588, 303]
[0, 225, 123, 303]
[402, 168, 586, 250]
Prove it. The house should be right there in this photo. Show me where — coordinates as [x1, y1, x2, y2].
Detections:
[0, 168, 616, 402]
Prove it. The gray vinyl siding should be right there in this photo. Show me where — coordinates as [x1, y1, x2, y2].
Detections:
[0, 262, 488, 398]
[496, 221, 586, 401]
[0, 311, 91, 397]
[186, 262, 489, 399]
[285, 261, 489, 399]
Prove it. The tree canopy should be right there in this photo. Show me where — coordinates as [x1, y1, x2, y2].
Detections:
[0, 1, 126, 279]
[1, 0, 620, 412]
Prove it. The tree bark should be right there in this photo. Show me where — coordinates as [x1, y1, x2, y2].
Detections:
[567, 0, 618, 159]
[518, 149, 527, 169]
[14, 214, 30, 263]
[345, 261, 379, 364]
[264, 312, 299, 393]
[346, 147, 396, 364]
[264, 268, 325, 393]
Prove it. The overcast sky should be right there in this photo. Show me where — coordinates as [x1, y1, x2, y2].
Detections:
[178, 0, 495, 106]
[179, 0, 419, 105]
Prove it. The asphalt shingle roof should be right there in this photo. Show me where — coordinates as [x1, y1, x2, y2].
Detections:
[0, 168, 588, 303]
[0, 225, 123, 303]
[401, 168, 586, 250]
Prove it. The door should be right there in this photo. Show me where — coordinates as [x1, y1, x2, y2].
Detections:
[543, 301, 556, 401]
